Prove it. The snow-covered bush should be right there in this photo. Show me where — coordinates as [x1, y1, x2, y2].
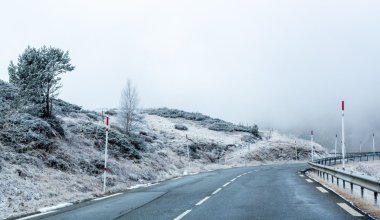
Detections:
[53, 99, 82, 116]
[208, 122, 235, 132]
[174, 124, 188, 131]
[0, 113, 57, 152]
[0, 80, 19, 113]
[145, 108, 211, 121]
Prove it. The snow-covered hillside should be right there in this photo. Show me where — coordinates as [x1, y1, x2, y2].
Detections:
[0, 81, 328, 219]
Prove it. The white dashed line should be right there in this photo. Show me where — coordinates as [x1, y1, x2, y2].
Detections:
[337, 203, 363, 217]
[174, 209, 192, 220]
[223, 182, 231, 187]
[305, 179, 313, 183]
[93, 193, 122, 201]
[17, 211, 56, 220]
[212, 188, 222, 195]
[316, 187, 328, 193]
[196, 196, 210, 206]
[231, 178, 237, 182]
[299, 174, 304, 177]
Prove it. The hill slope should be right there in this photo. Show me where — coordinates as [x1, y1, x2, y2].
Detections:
[0, 81, 327, 219]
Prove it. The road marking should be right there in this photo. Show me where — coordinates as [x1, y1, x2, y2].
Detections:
[93, 193, 122, 201]
[223, 182, 231, 187]
[174, 209, 192, 220]
[316, 187, 328, 193]
[38, 203, 73, 213]
[212, 188, 222, 195]
[231, 178, 237, 182]
[17, 211, 56, 220]
[337, 203, 363, 217]
[299, 174, 304, 177]
[305, 179, 313, 183]
[196, 196, 210, 206]
[237, 175, 242, 178]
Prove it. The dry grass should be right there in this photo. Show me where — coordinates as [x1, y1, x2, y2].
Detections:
[308, 172, 380, 219]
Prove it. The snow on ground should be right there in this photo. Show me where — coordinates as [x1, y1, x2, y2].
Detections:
[143, 114, 245, 146]
[335, 161, 380, 179]
[0, 112, 328, 219]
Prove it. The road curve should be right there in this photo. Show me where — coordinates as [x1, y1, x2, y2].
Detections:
[25, 163, 369, 220]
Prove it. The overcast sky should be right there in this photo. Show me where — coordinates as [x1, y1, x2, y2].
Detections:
[1, 0, 380, 150]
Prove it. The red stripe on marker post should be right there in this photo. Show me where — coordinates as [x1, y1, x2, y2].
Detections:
[311, 130, 313, 135]
[106, 116, 109, 126]
[342, 101, 344, 111]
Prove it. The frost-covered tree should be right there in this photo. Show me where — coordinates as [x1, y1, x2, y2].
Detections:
[119, 79, 139, 134]
[8, 46, 75, 118]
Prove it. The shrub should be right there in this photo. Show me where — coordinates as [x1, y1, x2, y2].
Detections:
[174, 124, 188, 131]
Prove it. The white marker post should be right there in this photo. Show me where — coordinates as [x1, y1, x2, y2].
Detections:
[335, 134, 338, 158]
[185, 134, 190, 175]
[373, 133, 375, 156]
[295, 140, 297, 161]
[311, 130, 314, 162]
[103, 115, 109, 193]
[341, 101, 346, 168]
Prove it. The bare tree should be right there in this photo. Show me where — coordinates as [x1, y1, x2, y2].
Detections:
[119, 79, 139, 134]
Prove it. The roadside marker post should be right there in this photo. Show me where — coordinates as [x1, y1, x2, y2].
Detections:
[335, 134, 338, 158]
[295, 140, 297, 161]
[185, 135, 190, 175]
[341, 101, 346, 168]
[311, 130, 314, 162]
[373, 133, 375, 158]
[103, 115, 109, 193]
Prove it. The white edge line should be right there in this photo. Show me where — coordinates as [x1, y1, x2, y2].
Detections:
[337, 203, 364, 217]
[17, 211, 56, 220]
[195, 196, 210, 206]
[174, 209, 192, 220]
[212, 188, 222, 195]
[305, 179, 313, 183]
[38, 203, 73, 213]
[93, 193, 122, 201]
[223, 182, 231, 187]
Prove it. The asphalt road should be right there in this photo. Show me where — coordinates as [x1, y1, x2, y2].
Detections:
[26, 163, 370, 220]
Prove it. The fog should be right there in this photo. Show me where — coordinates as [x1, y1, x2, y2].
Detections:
[0, 0, 379, 151]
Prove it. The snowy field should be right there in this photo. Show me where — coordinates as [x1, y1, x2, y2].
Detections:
[335, 161, 380, 179]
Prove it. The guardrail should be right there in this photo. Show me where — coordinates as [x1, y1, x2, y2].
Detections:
[308, 162, 380, 205]
[314, 152, 380, 166]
